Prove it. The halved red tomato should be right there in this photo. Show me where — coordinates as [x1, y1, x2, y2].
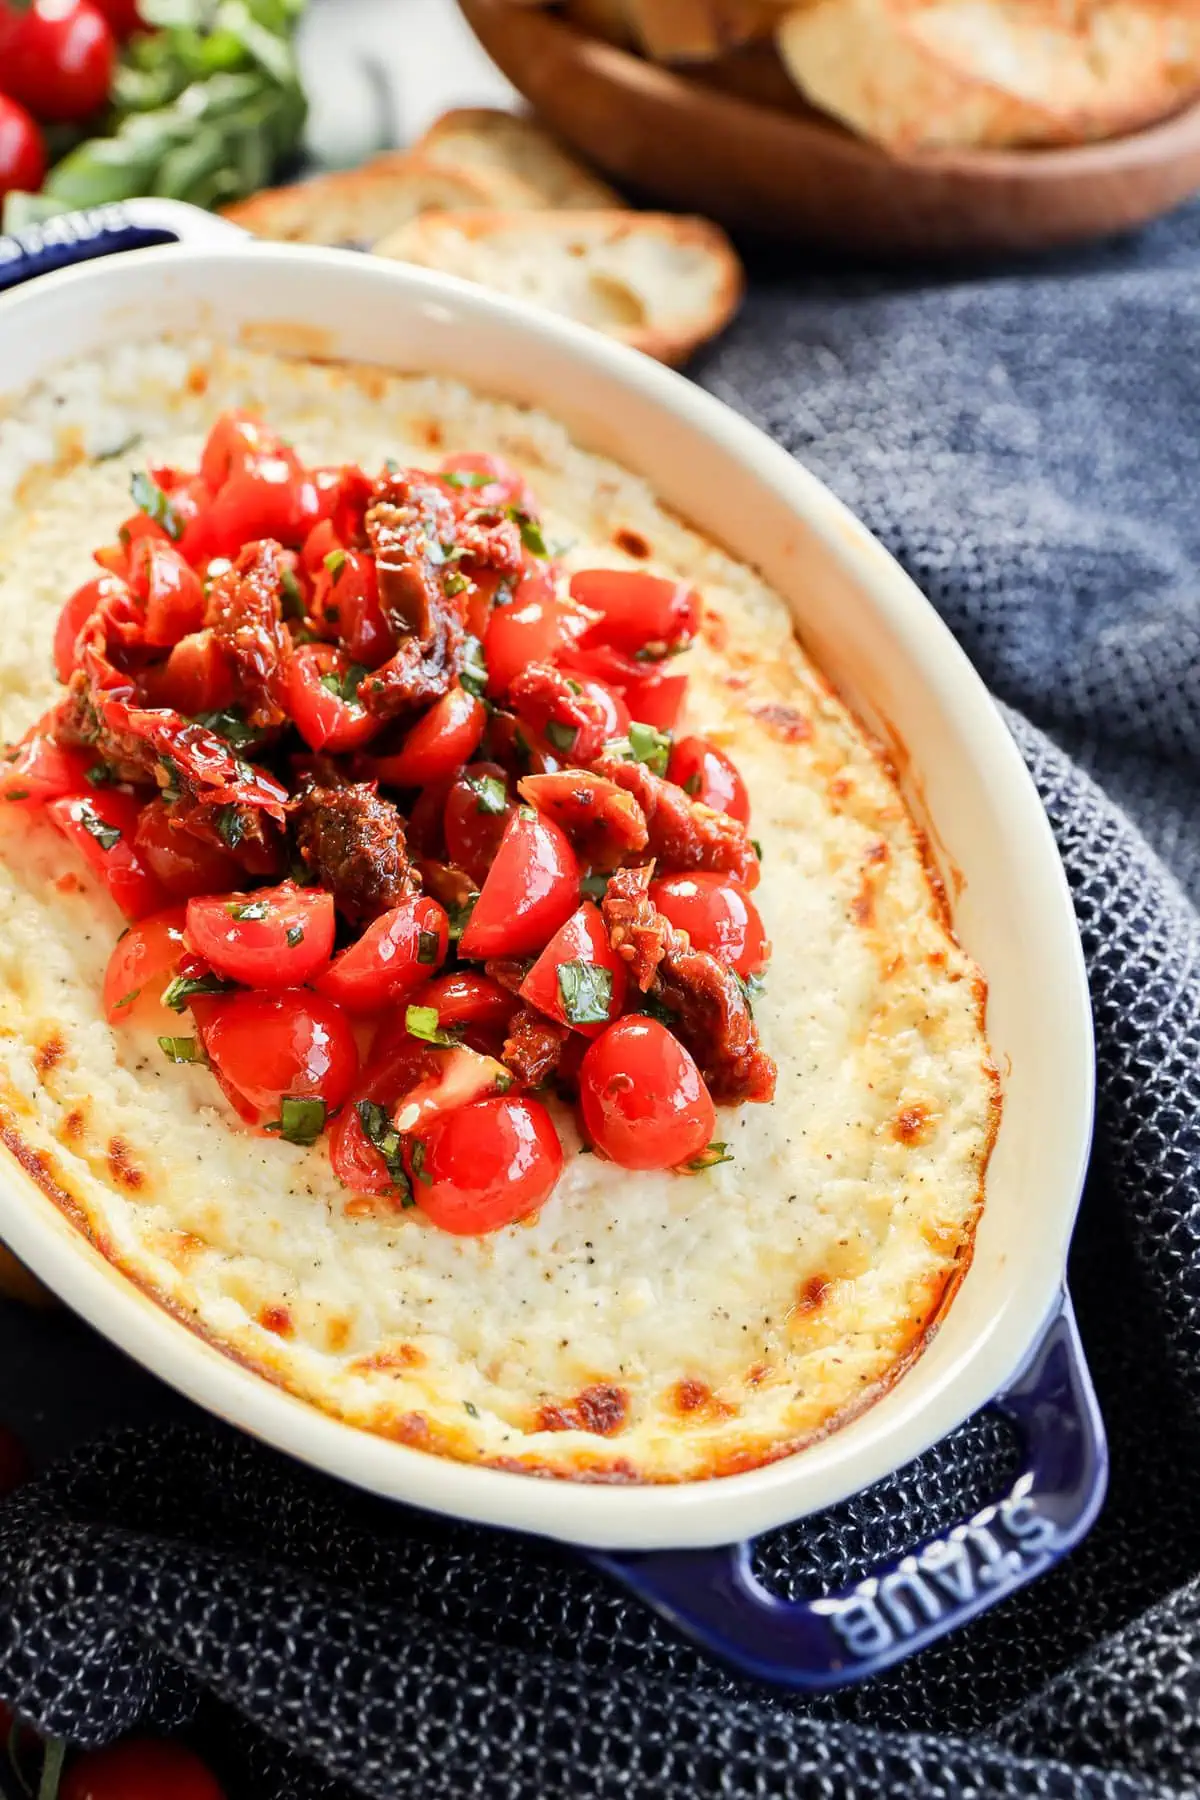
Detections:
[442, 763, 514, 886]
[307, 546, 392, 664]
[329, 1031, 432, 1195]
[103, 904, 189, 1025]
[125, 537, 206, 648]
[649, 874, 767, 979]
[571, 568, 700, 658]
[408, 1095, 563, 1235]
[199, 409, 276, 491]
[47, 790, 167, 919]
[391, 1042, 512, 1138]
[185, 883, 335, 989]
[579, 1016, 714, 1171]
[366, 686, 485, 789]
[409, 970, 517, 1034]
[134, 800, 244, 903]
[559, 642, 688, 732]
[316, 894, 449, 1013]
[0, 727, 97, 808]
[483, 573, 597, 698]
[199, 988, 358, 1130]
[440, 451, 536, 514]
[199, 412, 319, 553]
[458, 806, 581, 960]
[286, 644, 379, 754]
[138, 629, 236, 717]
[519, 902, 627, 1038]
[667, 736, 750, 823]
[54, 575, 124, 685]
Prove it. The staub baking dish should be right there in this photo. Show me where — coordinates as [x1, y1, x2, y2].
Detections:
[0, 200, 1104, 1690]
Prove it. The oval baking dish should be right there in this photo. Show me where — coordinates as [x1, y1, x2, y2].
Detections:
[0, 201, 1103, 1690]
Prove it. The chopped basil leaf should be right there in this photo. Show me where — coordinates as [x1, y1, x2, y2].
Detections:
[417, 929, 440, 966]
[76, 800, 121, 852]
[161, 969, 235, 1012]
[383, 457, 402, 475]
[685, 1141, 734, 1173]
[634, 642, 679, 663]
[95, 430, 143, 463]
[405, 1004, 459, 1048]
[158, 755, 182, 804]
[442, 470, 493, 489]
[115, 987, 141, 1009]
[444, 570, 470, 598]
[129, 469, 183, 541]
[286, 924, 305, 948]
[580, 872, 609, 901]
[84, 762, 116, 788]
[158, 1035, 206, 1066]
[545, 719, 579, 754]
[194, 709, 263, 748]
[3, 789, 29, 802]
[557, 960, 614, 1026]
[464, 1400, 480, 1417]
[272, 1097, 327, 1146]
[215, 807, 246, 850]
[323, 547, 346, 581]
[751, 838, 763, 860]
[355, 1099, 412, 1202]
[410, 1138, 433, 1187]
[228, 899, 268, 921]
[468, 772, 508, 816]
[633, 992, 676, 1029]
[508, 508, 547, 558]
[459, 635, 488, 700]
[628, 721, 672, 776]
[682, 772, 701, 797]
[318, 662, 368, 705]
[279, 563, 305, 618]
[448, 893, 479, 944]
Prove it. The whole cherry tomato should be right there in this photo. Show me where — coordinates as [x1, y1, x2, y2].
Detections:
[102, 903, 189, 1025]
[458, 806, 580, 960]
[667, 736, 750, 823]
[570, 568, 700, 659]
[286, 644, 379, 755]
[0, 93, 45, 200]
[0, 724, 96, 808]
[579, 1016, 715, 1171]
[125, 538, 205, 648]
[185, 883, 336, 990]
[442, 763, 514, 886]
[2, 1, 116, 122]
[199, 988, 358, 1126]
[366, 686, 486, 789]
[649, 874, 767, 980]
[519, 901, 627, 1039]
[54, 574, 125, 686]
[61, 1738, 226, 1800]
[316, 894, 449, 1013]
[47, 790, 168, 920]
[408, 1095, 563, 1234]
[133, 801, 244, 904]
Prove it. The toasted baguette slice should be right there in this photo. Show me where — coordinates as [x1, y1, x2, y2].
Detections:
[775, 0, 1200, 152]
[415, 108, 623, 210]
[373, 209, 743, 365]
[221, 152, 539, 245]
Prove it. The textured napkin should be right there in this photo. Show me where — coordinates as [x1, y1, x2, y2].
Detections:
[1, 202, 1199, 1799]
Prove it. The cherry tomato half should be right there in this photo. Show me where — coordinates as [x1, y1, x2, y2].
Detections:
[519, 902, 627, 1039]
[366, 686, 485, 789]
[103, 903, 189, 1025]
[126, 537, 205, 648]
[391, 1044, 513, 1139]
[571, 568, 700, 658]
[458, 806, 580, 960]
[134, 801, 244, 904]
[61, 1739, 227, 1800]
[185, 883, 335, 990]
[0, 93, 45, 200]
[440, 450, 536, 514]
[139, 629, 236, 717]
[329, 1032, 432, 1195]
[47, 790, 168, 920]
[408, 1095, 563, 1235]
[442, 762, 514, 886]
[649, 874, 767, 980]
[559, 642, 688, 732]
[316, 894, 449, 1013]
[667, 736, 750, 823]
[483, 573, 596, 699]
[0, 727, 96, 808]
[2, 2, 115, 124]
[199, 988, 357, 1125]
[410, 970, 516, 1035]
[579, 1016, 714, 1171]
[286, 644, 379, 754]
[307, 546, 392, 664]
[54, 575, 121, 685]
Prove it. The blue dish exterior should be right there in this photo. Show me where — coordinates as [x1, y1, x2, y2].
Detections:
[0, 200, 1106, 1689]
[593, 1294, 1106, 1689]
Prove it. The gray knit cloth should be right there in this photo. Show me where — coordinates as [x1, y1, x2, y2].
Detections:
[0, 208, 1198, 1799]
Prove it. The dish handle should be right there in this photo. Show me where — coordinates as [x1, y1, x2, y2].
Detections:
[592, 1293, 1106, 1689]
[0, 199, 246, 296]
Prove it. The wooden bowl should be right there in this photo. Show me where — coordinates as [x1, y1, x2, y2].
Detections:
[459, 0, 1200, 256]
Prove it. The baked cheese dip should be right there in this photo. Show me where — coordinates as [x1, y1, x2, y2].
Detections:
[0, 341, 999, 1481]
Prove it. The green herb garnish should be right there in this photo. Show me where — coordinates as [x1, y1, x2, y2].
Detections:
[76, 800, 121, 852]
[684, 1142, 734, 1173]
[444, 570, 470, 597]
[161, 969, 235, 1013]
[447, 893, 479, 944]
[442, 470, 493, 490]
[215, 807, 246, 850]
[410, 1138, 433, 1186]
[508, 508, 547, 557]
[683, 772, 701, 797]
[464, 1400, 480, 1417]
[605, 722, 672, 777]
[194, 709, 263, 748]
[323, 547, 346, 581]
[318, 661, 368, 705]
[459, 634, 488, 700]
[228, 898, 268, 921]
[84, 762, 116, 788]
[545, 719, 578, 754]
[280, 563, 305, 618]
[405, 1005, 459, 1048]
[580, 872, 609, 901]
[130, 469, 182, 541]
[286, 924, 305, 948]
[158, 1035, 206, 1065]
[556, 961, 614, 1027]
[354, 1100, 413, 1203]
[263, 1097, 327, 1147]
[417, 929, 440, 966]
[467, 772, 508, 816]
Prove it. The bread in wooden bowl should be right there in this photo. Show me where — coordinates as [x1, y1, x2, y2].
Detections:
[373, 208, 743, 363]
[774, 0, 1200, 151]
